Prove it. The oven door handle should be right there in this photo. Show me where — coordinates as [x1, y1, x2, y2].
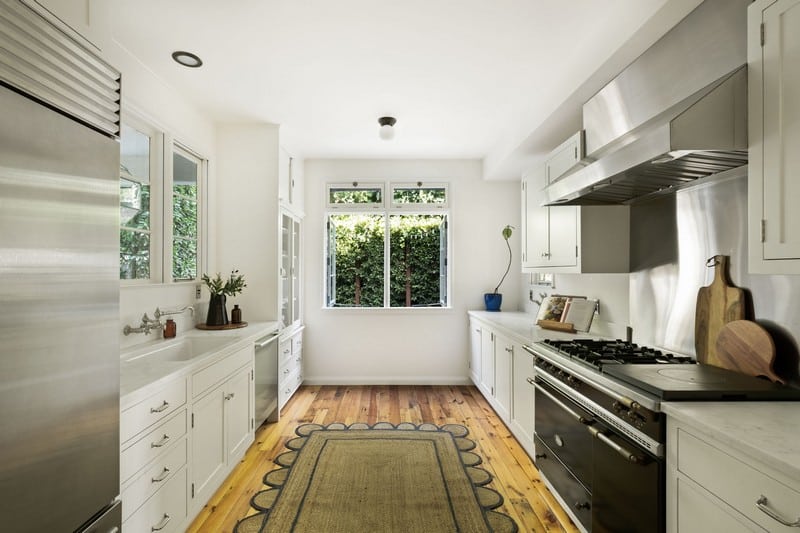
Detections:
[587, 425, 648, 465]
[530, 379, 593, 425]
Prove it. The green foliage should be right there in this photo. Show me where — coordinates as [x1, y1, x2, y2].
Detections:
[120, 183, 151, 279]
[392, 187, 446, 204]
[329, 188, 382, 204]
[329, 214, 445, 307]
[172, 190, 198, 280]
[202, 270, 247, 297]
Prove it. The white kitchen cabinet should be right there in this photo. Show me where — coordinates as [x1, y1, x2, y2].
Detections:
[278, 326, 304, 411]
[468, 318, 482, 386]
[120, 376, 188, 530]
[278, 147, 303, 213]
[467, 314, 536, 461]
[30, 0, 106, 50]
[190, 346, 254, 510]
[280, 211, 302, 330]
[545, 130, 585, 184]
[667, 418, 800, 533]
[510, 344, 535, 457]
[493, 333, 513, 421]
[748, 0, 800, 274]
[521, 163, 629, 273]
[479, 323, 495, 398]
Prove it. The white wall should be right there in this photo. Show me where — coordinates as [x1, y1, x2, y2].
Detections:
[84, 9, 219, 350]
[520, 272, 631, 339]
[303, 159, 519, 384]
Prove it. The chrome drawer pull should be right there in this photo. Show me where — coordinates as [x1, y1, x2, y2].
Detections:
[150, 401, 169, 413]
[756, 495, 800, 527]
[151, 513, 171, 531]
[151, 467, 170, 483]
[151, 434, 170, 448]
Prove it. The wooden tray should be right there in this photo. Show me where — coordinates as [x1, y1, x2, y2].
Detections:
[196, 321, 248, 331]
[537, 319, 576, 333]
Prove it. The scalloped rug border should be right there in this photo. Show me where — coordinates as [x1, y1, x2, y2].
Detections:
[234, 421, 518, 533]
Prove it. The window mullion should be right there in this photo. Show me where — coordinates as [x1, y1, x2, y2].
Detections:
[384, 215, 391, 307]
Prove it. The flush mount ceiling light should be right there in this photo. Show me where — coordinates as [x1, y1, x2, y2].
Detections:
[171, 51, 203, 68]
[378, 116, 397, 140]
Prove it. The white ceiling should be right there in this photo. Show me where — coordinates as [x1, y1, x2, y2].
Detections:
[110, 0, 702, 178]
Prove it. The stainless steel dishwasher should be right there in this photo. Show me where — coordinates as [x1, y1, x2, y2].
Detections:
[254, 332, 279, 426]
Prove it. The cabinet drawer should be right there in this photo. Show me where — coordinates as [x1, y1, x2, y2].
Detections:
[292, 333, 303, 355]
[278, 368, 303, 408]
[121, 437, 187, 521]
[677, 428, 800, 532]
[545, 130, 584, 183]
[123, 465, 187, 533]
[121, 378, 187, 445]
[278, 339, 292, 364]
[279, 351, 302, 380]
[192, 345, 252, 398]
[121, 409, 187, 484]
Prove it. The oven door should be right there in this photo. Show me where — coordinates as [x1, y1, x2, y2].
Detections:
[591, 421, 664, 533]
[534, 378, 593, 531]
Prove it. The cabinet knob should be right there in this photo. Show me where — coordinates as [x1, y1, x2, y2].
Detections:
[541, 252, 551, 258]
[534, 453, 547, 460]
[574, 502, 590, 510]
[225, 393, 235, 401]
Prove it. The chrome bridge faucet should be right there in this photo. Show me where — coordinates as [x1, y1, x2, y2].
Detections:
[123, 313, 163, 336]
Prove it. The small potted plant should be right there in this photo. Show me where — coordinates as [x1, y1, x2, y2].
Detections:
[202, 269, 246, 326]
[485, 225, 513, 311]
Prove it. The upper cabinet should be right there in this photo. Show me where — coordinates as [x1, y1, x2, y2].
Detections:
[31, 0, 106, 50]
[748, 0, 800, 274]
[521, 162, 629, 273]
[544, 130, 585, 184]
[279, 147, 303, 214]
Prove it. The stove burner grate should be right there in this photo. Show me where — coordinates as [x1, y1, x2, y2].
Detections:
[542, 339, 695, 370]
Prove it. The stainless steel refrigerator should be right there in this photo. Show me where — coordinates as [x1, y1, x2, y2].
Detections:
[0, 2, 122, 531]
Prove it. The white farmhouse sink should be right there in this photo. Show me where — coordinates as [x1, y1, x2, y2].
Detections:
[123, 335, 238, 363]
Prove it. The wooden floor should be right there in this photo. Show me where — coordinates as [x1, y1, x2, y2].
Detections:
[187, 385, 580, 532]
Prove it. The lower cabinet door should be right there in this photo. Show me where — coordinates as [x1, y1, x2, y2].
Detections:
[191, 386, 225, 505]
[226, 366, 253, 464]
[123, 466, 187, 533]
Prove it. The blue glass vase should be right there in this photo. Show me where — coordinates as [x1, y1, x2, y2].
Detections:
[484, 293, 502, 311]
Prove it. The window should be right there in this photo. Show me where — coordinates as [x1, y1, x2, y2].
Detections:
[171, 146, 201, 281]
[119, 115, 205, 284]
[120, 121, 161, 280]
[325, 182, 449, 308]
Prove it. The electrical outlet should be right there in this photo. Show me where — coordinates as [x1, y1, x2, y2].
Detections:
[195, 284, 202, 299]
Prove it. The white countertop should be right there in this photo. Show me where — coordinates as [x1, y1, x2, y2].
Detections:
[120, 321, 280, 408]
[662, 401, 800, 481]
[468, 310, 602, 346]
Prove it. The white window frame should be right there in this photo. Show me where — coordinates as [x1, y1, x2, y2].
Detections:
[324, 180, 451, 309]
[119, 111, 207, 286]
[168, 142, 205, 283]
[326, 181, 385, 211]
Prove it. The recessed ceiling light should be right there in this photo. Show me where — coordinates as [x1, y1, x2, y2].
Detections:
[378, 116, 396, 140]
[171, 51, 203, 68]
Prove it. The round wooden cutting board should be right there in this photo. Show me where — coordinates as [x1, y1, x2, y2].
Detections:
[715, 320, 784, 384]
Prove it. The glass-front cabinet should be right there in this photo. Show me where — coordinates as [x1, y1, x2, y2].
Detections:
[280, 211, 302, 329]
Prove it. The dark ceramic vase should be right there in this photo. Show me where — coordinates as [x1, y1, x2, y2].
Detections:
[206, 294, 229, 326]
[484, 292, 502, 311]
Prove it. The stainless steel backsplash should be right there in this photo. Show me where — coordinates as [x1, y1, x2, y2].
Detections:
[629, 169, 800, 382]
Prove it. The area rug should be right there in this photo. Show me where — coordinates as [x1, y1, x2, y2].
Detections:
[234, 422, 518, 532]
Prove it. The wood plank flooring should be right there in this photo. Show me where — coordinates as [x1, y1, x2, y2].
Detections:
[187, 385, 580, 533]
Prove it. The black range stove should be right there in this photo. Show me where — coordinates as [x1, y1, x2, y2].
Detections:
[523, 338, 800, 533]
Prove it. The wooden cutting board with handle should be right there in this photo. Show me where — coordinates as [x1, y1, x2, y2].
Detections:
[715, 320, 784, 384]
[695, 255, 745, 366]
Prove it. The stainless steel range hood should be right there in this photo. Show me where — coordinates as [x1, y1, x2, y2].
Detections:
[543, 0, 749, 206]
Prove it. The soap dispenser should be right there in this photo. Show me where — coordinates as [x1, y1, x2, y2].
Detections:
[164, 318, 176, 339]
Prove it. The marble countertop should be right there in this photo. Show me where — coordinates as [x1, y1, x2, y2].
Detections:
[120, 321, 280, 409]
[662, 401, 800, 481]
[468, 310, 603, 346]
